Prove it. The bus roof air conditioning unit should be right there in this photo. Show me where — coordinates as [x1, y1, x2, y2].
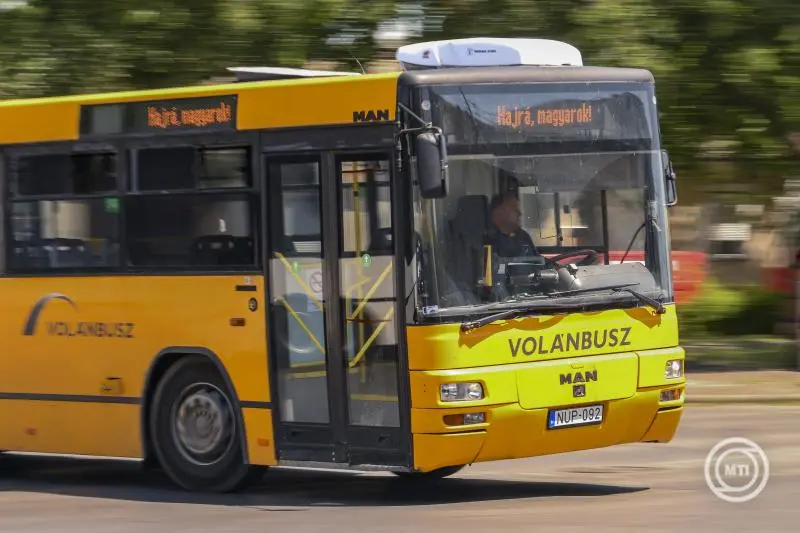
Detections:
[395, 37, 583, 70]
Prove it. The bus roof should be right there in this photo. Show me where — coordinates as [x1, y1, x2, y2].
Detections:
[398, 65, 655, 87]
[0, 71, 402, 146]
[0, 70, 400, 108]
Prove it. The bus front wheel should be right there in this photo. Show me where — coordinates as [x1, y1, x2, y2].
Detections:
[149, 356, 265, 493]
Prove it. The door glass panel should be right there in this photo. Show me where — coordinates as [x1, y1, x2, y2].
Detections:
[268, 159, 329, 424]
[339, 156, 400, 427]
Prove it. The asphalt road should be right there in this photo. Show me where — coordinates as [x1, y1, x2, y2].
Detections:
[1, 404, 798, 532]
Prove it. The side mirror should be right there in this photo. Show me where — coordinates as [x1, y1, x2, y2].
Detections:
[662, 149, 677, 207]
[415, 130, 449, 199]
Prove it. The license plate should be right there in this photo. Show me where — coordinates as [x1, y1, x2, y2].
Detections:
[547, 404, 604, 429]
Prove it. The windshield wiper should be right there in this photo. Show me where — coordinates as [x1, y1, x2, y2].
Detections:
[461, 308, 535, 333]
[459, 284, 665, 333]
[614, 286, 666, 314]
[460, 296, 606, 333]
[549, 283, 665, 314]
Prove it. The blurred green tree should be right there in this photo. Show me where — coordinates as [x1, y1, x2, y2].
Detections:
[0, 0, 395, 96]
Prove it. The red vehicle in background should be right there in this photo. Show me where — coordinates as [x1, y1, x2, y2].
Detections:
[604, 250, 709, 303]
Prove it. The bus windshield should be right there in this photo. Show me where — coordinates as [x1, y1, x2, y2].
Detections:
[410, 81, 670, 320]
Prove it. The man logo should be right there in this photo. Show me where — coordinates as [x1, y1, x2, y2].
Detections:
[22, 293, 76, 336]
[573, 384, 586, 398]
[559, 370, 598, 385]
[352, 109, 390, 123]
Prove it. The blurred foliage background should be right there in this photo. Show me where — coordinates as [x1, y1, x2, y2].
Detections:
[677, 278, 785, 338]
[1, 0, 799, 366]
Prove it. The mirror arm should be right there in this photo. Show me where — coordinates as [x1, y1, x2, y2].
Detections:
[400, 125, 438, 136]
[397, 102, 445, 138]
[398, 102, 431, 129]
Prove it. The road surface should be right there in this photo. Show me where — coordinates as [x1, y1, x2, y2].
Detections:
[1, 404, 798, 532]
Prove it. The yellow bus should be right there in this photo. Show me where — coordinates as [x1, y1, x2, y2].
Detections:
[0, 38, 685, 492]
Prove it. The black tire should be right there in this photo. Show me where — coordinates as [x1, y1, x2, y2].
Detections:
[149, 356, 265, 493]
[392, 465, 465, 480]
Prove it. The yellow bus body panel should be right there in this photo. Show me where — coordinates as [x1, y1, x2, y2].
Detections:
[406, 304, 685, 472]
[0, 73, 400, 145]
[0, 275, 277, 465]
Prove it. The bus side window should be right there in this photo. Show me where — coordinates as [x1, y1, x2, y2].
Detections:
[7, 152, 121, 272]
[126, 145, 258, 269]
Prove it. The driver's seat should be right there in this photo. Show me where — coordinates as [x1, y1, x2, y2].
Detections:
[448, 195, 489, 291]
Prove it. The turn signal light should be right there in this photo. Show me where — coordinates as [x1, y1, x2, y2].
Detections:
[443, 412, 486, 426]
[660, 388, 682, 402]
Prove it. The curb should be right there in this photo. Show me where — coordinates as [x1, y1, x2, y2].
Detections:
[687, 394, 800, 404]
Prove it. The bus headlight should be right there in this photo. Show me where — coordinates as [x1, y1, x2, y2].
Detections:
[440, 382, 484, 402]
[665, 359, 683, 379]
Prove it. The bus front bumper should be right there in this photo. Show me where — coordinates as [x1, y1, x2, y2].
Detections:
[410, 360, 685, 473]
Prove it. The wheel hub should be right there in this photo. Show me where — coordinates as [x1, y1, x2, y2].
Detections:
[172, 384, 234, 466]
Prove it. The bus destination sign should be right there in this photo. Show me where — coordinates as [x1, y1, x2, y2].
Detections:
[145, 97, 234, 131]
[495, 102, 598, 131]
[79, 95, 238, 137]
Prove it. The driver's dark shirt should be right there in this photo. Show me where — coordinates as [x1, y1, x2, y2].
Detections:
[486, 226, 538, 258]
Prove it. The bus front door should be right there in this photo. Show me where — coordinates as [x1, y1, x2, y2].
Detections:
[265, 151, 409, 468]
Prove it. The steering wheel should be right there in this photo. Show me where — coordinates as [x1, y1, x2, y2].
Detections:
[545, 249, 600, 268]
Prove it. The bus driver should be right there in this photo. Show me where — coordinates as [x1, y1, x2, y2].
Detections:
[486, 193, 538, 258]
